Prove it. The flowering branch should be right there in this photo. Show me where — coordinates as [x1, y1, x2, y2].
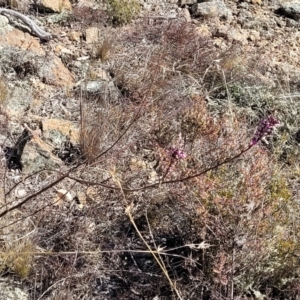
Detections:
[250, 115, 279, 146]
[67, 115, 280, 190]
[3, 114, 278, 221]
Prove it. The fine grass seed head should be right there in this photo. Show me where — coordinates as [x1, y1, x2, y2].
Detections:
[92, 39, 112, 62]
[1, 241, 33, 278]
[0, 77, 8, 105]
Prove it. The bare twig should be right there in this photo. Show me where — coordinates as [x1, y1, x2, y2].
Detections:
[0, 172, 68, 218]
[126, 203, 183, 300]
[67, 145, 253, 191]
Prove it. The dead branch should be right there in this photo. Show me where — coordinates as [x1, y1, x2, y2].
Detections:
[0, 8, 52, 40]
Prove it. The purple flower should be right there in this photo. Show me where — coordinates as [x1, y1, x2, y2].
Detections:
[250, 115, 279, 146]
[169, 147, 187, 160]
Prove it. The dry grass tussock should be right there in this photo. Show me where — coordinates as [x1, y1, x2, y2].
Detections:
[1, 17, 300, 300]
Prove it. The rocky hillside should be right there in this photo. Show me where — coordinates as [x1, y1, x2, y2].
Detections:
[0, 0, 300, 299]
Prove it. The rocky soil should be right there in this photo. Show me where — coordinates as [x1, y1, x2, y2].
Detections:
[0, 0, 299, 174]
[0, 0, 300, 299]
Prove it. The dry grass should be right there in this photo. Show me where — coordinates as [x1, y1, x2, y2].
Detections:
[0, 15, 300, 300]
[0, 240, 33, 278]
[68, 5, 109, 28]
[65, 20, 300, 298]
[91, 38, 113, 62]
[0, 77, 8, 105]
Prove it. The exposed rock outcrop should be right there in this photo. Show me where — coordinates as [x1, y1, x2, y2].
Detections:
[0, 282, 28, 300]
[279, 1, 300, 20]
[191, 1, 233, 20]
[37, 54, 75, 87]
[34, 0, 72, 13]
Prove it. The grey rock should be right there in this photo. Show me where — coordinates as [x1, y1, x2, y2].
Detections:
[279, 2, 300, 21]
[191, 1, 233, 20]
[37, 54, 74, 87]
[238, 19, 254, 28]
[182, 7, 192, 22]
[0, 48, 73, 87]
[81, 80, 105, 94]
[237, 2, 249, 9]
[179, 0, 197, 6]
[43, 129, 68, 147]
[5, 84, 33, 118]
[0, 15, 9, 28]
[0, 133, 7, 145]
[80, 80, 119, 102]
[238, 9, 253, 19]
[215, 25, 249, 44]
[47, 10, 71, 24]
[286, 18, 299, 27]
[0, 282, 28, 300]
[22, 146, 60, 174]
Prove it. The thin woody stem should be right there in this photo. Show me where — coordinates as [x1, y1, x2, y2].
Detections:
[67, 145, 253, 192]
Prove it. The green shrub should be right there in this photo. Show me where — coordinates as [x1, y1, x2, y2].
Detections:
[106, 0, 141, 25]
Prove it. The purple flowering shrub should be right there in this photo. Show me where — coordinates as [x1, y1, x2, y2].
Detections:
[169, 146, 187, 160]
[250, 115, 280, 146]
[152, 104, 296, 297]
[3, 17, 300, 300]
